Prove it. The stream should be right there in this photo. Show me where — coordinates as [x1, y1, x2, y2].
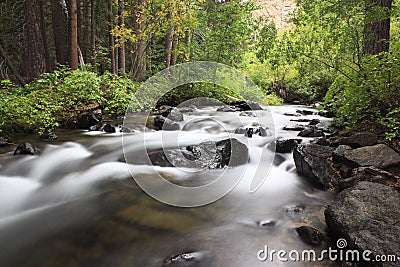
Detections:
[0, 105, 337, 267]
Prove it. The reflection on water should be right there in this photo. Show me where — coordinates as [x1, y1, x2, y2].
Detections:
[0, 106, 337, 266]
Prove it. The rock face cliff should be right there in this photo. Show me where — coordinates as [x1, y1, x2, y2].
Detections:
[253, 0, 296, 29]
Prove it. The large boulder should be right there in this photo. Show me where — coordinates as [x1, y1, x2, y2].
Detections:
[338, 166, 399, 191]
[333, 144, 400, 172]
[13, 143, 38, 156]
[331, 132, 378, 148]
[325, 182, 400, 266]
[76, 111, 102, 129]
[152, 106, 184, 121]
[293, 144, 340, 189]
[153, 116, 180, 131]
[271, 138, 302, 153]
[296, 226, 325, 247]
[147, 138, 249, 169]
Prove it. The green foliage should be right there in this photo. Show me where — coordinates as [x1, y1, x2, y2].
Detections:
[0, 69, 142, 134]
[100, 72, 140, 116]
[324, 51, 400, 139]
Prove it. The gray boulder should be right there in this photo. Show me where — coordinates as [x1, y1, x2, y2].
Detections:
[331, 132, 378, 148]
[325, 182, 400, 266]
[333, 144, 400, 172]
[293, 144, 340, 189]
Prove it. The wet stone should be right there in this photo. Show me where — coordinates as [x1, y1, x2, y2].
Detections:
[162, 252, 199, 266]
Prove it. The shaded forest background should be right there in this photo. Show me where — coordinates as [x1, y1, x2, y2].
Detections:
[0, 0, 399, 141]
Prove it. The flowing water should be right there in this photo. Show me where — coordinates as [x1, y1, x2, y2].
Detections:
[0, 105, 337, 267]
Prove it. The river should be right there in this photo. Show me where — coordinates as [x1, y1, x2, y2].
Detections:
[0, 105, 337, 266]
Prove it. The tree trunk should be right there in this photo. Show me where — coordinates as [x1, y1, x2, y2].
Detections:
[117, 0, 126, 74]
[38, 0, 52, 72]
[132, 40, 147, 82]
[51, 0, 69, 65]
[0, 42, 25, 86]
[363, 0, 393, 55]
[171, 35, 179, 66]
[108, 0, 116, 74]
[70, 0, 79, 70]
[24, 0, 47, 81]
[165, 25, 174, 68]
[91, 0, 97, 69]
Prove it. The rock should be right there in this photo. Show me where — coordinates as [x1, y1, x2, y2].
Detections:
[255, 127, 271, 137]
[149, 138, 248, 169]
[284, 112, 301, 117]
[234, 101, 263, 111]
[318, 110, 334, 118]
[296, 226, 325, 246]
[14, 143, 38, 156]
[215, 138, 249, 167]
[89, 122, 103, 131]
[153, 106, 184, 121]
[153, 116, 180, 131]
[333, 144, 400, 171]
[308, 119, 320, 125]
[0, 137, 12, 147]
[325, 182, 400, 266]
[217, 106, 236, 112]
[290, 118, 311, 122]
[239, 111, 257, 117]
[77, 111, 102, 129]
[245, 128, 253, 138]
[283, 124, 306, 131]
[286, 205, 304, 214]
[257, 220, 277, 228]
[296, 109, 316, 115]
[331, 132, 378, 148]
[38, 134, 58, 141]
[315, 121, 336, 134]
[293, 144, 340, 189]
[298, 127, 325, 137]
[272, 138, 302, 153]
[234, 127, 247, 135]
[311, 137, 329, 146]
[119, 125, 135, 133]
[103, 123, 116, 133]
[162, 252, 199, 266]
[338, 166, 399, 191]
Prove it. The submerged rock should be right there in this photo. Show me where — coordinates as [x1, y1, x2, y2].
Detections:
[162, 252, 200, 266]
[325, 182, 400, 266]
[293, 144, 339, 189]
[296, 226, 325, 247]
[14, 142, 38, 156]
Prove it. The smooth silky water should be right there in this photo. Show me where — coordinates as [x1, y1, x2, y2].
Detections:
[0, 106, 338, 267]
